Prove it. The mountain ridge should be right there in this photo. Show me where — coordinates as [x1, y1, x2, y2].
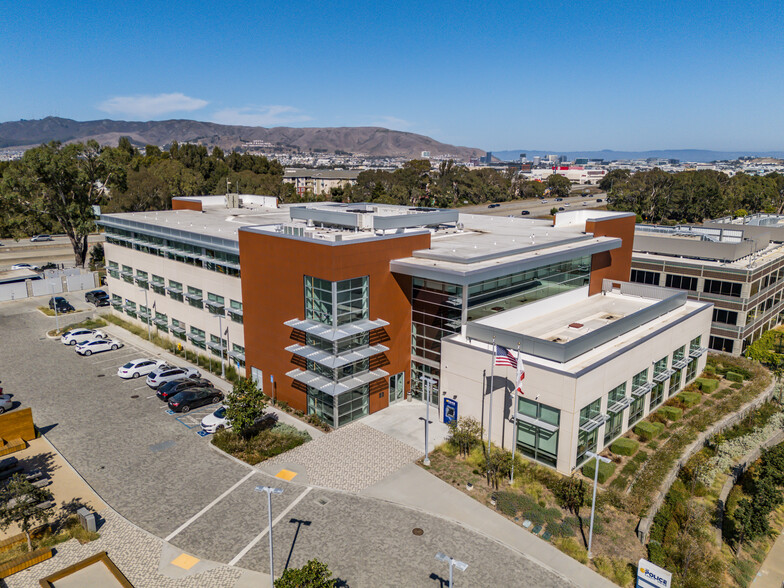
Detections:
[492, 148, 784, 163]
[0, 117, 485, 160]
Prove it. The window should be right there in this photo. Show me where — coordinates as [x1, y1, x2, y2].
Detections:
[304, 276, 333, 325]
[111, 294, 122, 308]
[209, 334, 227, 356]
[665, 274, 698, 291]
[124, 299, 136, 318]
[579, 399, 602, 426]
[750, 280, 759, 296]
[632, 368, 649, 391]
[228, 300, 243, 324]
[206, 293, 225, 313]
[517, 398, 560, 468]
[604, 383, 627, 445]
[673, 345, 685, 362]
[630, 269, 660, 286]
[709, 335, 734, 353]
[712, 308, 738, 325]
[576, 429, 598, 468]
[121, 265, 134, 284]
[686, 359, 697, 382]
[171, 318, 186, 340]
[628, 396, 645, 426]
[139, 305, 151, 322]
[135, 270, 149, 289]
[168, 280, 184, 302]
[668, 369, 682, 396]
[107, 261, 119, 279]
[304, 276, 369, 327]
[335, 277, 369, 325]
[649, 382, 665, 409]
[703, 279, 742, 297]
[154, 311, 168, 332]
[690, 336, 702, 352]
[151, 274, 165, 294]
[653, 356, 668, 376]
[307, 387, 335, 426]
[336, 385, 370, 426]
[186, 286, 203, 308]
[189, 326, 206, 349]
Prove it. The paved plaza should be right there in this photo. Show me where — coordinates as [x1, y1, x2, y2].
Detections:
[0, 296, 615, 587]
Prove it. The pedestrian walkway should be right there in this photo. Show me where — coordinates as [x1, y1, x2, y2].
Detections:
[258, 422, 422, 492]
[361, 463, 616, 588]
[751, 524, 784, 588]
[362, 398, 450, 453]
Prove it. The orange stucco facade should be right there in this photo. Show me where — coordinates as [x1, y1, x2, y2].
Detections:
[171, 198, 203, 212]
[238, 229, 431, 413]
[586, 214, 636, 294]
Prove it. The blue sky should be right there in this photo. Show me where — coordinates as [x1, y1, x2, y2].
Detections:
[2, 1, 783, 151]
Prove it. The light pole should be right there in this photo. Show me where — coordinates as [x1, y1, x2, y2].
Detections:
[421, 375, 436, 466]
[255, 485, 283, 587]
[435, 552, 468, 588]
[585, 450, 611, 559]
[50, 283, 60, 332]
[213, 313, 225, 378]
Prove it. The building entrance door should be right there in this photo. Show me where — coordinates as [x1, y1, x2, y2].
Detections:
[389, 372, 405, 403]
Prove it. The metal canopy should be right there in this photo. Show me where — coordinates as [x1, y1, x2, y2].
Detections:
[165, 286, 183, 295]
[653, 368, 675, 383]
[284, 317, 389, 341]
[229, 351, 246, 362]
[516, 412, 559, 433]
[672, 357, 689, 370]
[284, 368, 388, 396]
[579, 413, 609, 433]
[285, 343, 389, 368]
[689, 346, 708, 358]
[607, 396, 632, 413]
[632, 382, 653, 397]
[169, 325, 186, 334]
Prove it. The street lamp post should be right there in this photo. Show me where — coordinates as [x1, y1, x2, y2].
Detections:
[421, 375, 436, 466]
[435, 552, 468, 588]
[585, 450, 611, 559]
[213, 313, 225, 379]
[255, 485, 283, 588]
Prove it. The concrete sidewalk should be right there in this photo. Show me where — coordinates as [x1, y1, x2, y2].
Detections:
[751, 524, 784, 588]
[99, 321, 324, 439]
[361, 463, 615, 588]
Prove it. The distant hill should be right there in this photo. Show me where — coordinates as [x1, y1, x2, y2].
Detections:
[492, 149, 784, 163]
[0, 117, 485, 160]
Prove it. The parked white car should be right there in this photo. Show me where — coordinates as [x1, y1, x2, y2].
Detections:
[200, 407, 277, 434]
[61, 329, 108, 346]
[11, 263, 39, 271]
[75, 338, 123, 356]
[146, 366, 201, 389]
[118, 359, 167, 379]
[0, 397, 12, 414]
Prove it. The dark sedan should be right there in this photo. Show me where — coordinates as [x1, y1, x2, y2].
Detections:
[168, 387, 223, 413]
[156, 378, 212, 401]
[48, 297, 74, 313]
[85, 289, 109, 306]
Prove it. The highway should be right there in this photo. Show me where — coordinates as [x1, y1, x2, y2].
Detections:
[0, 234, 104, 270]
[458, 191, 608, 218]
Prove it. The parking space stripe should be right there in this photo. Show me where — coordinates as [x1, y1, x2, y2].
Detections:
[164, 470, 257, 542]
[228, 486, 313, 566]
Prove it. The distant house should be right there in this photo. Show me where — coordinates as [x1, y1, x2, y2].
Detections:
[283, 169, 361, 196]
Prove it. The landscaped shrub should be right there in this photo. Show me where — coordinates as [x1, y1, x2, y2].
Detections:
[730, 382, 743, 390]
[212, 423, 312, 465]
[582, 459, 616, 484]
[546, 518, 575, 538]
[556, 537, 588, 564]
[495, 491, 519, 517]
[621, 461, 639, 476]
[678, 391, 701, 407]
[610, 437, 639, 456]
[659, 406, 683, 421]
[634, 421, 664, 441]
[696, 378, 719, 393]
[726, 371, 744, 383]
[610, 475, 629, 491]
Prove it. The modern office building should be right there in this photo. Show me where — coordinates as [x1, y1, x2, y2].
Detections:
[282, 169, 360, 196]
[101, 200, 641, 435]
[440, 280, 711, 474]
[630, 215, 784, 355]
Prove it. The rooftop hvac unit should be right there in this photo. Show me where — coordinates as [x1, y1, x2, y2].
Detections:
[225, 193, 239, 208]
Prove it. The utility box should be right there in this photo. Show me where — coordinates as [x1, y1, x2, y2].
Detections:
[77, 507, 97, 533]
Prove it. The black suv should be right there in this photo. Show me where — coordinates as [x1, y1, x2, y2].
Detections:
[157, 378, 212, 401]
[168, 386, 223, 413]
[85, 289, 110, 306]
[48, 297, 74, 313]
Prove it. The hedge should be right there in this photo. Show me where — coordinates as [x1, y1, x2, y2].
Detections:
[634, 421, 665, 441]
[677, 391, 701, 407]
[610, 437, 639, 457]
[582, 459, 616, 484]
[659, 406, 683, 421]
[725, 371, 744, 383]
[696, 378, 719, 394]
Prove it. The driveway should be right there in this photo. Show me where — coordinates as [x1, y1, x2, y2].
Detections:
[0, 297, 586, 587]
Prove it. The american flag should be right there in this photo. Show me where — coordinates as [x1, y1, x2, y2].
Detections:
[494, 345, 517, 368]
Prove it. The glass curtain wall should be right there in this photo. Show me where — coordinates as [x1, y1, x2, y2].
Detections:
[517, 397, 560, 468]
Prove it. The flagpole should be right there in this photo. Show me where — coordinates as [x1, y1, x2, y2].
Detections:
[487, 336, 496, 454]
[511, 342, 520, 483]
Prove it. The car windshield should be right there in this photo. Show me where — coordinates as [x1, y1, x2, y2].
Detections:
[214, 407, 226, 418]
[122, 362, 133, 368]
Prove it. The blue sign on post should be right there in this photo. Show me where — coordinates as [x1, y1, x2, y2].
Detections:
[443, 398, 458, 425]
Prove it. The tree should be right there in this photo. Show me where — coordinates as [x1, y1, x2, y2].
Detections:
[546, 174, 572, 198]
[550, 207, 559, 216]
[224, 378, 267, 439]
[274, 559, 337, 587]
[0, 474, 55, 550]
[1, 141, 124, 267]
[89, 243, 105, 270]
[447, 417, 481, 456]
[554, 475, 586, 518]
[484, 447, 513, 489]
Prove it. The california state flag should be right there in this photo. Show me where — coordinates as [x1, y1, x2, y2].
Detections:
[515, 352, 525, 395]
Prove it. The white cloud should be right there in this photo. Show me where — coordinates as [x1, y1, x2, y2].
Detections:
[98, 93, 208, 118]
[211, 105, 312, 127]
[370, 116, 413, 130]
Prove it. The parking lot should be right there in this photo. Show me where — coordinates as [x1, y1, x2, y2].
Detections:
[0, 297, 574, 587]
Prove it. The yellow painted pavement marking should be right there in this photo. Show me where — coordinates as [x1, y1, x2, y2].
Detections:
[275, 469, 297, 481]
[171, 553, 199, 570]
